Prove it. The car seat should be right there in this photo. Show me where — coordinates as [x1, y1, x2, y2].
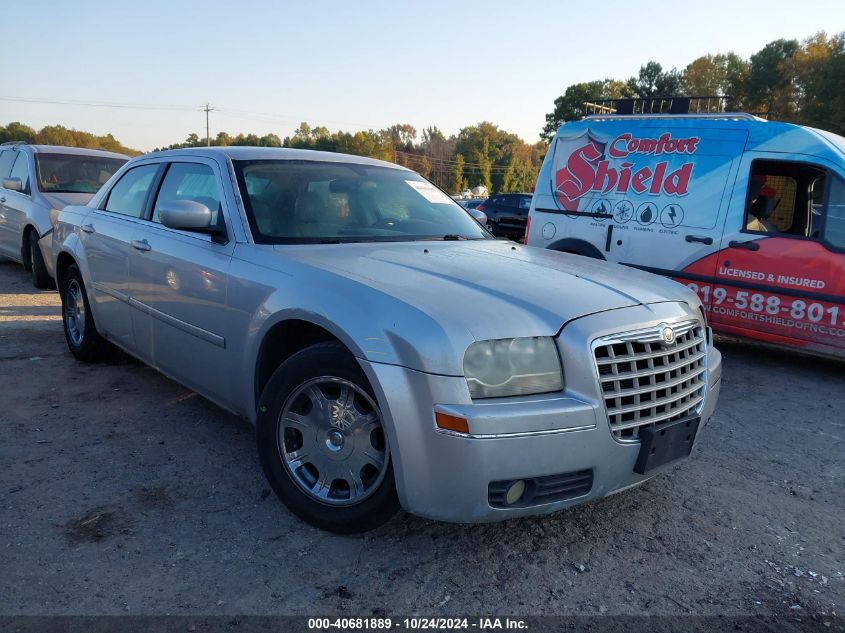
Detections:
[295, 192, 329, 237]
[746, 179, 777, 233]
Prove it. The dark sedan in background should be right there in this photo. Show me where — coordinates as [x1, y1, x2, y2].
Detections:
[476, 193, 532, 240]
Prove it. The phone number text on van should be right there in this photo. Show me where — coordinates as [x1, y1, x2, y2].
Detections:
[685, 283, 845, 339]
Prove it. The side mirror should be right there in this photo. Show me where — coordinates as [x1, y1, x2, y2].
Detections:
[158, 200, 214, 231]
[2, 178, 23, 192]
[468, 207, 487, 226]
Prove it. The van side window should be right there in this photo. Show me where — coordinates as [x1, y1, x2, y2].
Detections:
[744, 161, 825, 238]
[825, 175, 845, 250]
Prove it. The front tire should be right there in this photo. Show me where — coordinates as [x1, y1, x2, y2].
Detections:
[60, 263, 112, 362]
[28, 231, 54, 289]
[256, 342, 400, 533]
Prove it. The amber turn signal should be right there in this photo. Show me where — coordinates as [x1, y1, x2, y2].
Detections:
[435, 412, 469, 434]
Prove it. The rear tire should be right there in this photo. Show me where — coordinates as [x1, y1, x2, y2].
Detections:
[256, 341, 400, 533]
[60, 263, 112, 362]
[28, 231, 54, 289]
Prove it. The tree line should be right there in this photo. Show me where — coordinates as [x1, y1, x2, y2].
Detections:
[0, 122, 139, 156]
[3, 31, 842, 195]
[160, 122, 547, 195]
[543, 31, 845, 138]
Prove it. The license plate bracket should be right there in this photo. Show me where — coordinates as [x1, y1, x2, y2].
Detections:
[633, 416, 700, 475]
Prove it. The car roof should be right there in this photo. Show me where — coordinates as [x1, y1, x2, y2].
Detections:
[145, 146, 411, 170]
[0, 144, 130, 159]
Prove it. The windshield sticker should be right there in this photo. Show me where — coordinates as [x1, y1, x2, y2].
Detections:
[406, 180, 451, 204]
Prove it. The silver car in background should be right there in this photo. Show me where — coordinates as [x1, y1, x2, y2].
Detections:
[0, 143, 127, 287]
[52, 147, 722, 533]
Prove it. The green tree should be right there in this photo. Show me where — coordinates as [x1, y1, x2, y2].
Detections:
[682, 55, 730, 95]
[541, 79, 635, 140]
[416, 155, 432, 179]
[746, 38, 801, 117]
[791, 32, 845, 132]
[450, 154, 466, 193]
[258, 133, 282, 147]
[723, 52, 751, 109]
[37, 125, 77, 147]
[0, 122, 37, 144]
[293, 122, 312, 140]
[386, 124, 417, 149]
[628, 62, 681, 98]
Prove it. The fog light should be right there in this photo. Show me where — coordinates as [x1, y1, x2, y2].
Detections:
[505, 480, 526, 505]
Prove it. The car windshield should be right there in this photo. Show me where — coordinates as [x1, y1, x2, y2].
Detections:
[36, 154, 127, 194]
[233, 159, 489, 243]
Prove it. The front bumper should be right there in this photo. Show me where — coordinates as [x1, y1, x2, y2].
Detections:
[490, 217, 527, 239]
[361, 302, 722, 523]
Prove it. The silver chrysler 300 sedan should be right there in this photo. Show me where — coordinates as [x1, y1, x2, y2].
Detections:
[52, 147, 722, 533]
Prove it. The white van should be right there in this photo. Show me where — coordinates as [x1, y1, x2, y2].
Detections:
[526, 110, 845, 359]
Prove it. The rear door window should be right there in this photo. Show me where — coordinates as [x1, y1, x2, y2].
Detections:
[104, 164, 159, 218]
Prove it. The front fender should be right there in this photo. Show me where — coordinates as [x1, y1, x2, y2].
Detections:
[229, 252, 471, 420]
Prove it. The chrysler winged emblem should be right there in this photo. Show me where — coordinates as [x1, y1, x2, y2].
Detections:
[661, 325, 676, 345]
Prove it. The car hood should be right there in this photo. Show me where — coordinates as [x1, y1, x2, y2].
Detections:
[273, 240, 692, 343]
[41, 192, 94, 209]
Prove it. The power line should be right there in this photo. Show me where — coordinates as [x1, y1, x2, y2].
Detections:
[0, 95, 386, 137]
[0, 95, 201, 112]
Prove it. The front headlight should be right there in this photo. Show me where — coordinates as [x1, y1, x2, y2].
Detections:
[463, 336, 563, 399]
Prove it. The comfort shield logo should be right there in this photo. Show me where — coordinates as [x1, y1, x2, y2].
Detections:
[552, 130, 699, 212]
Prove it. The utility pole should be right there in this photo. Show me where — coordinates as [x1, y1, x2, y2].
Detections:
[204, 103, 213, 147]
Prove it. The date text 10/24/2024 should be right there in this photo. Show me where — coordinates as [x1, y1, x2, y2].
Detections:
[308, 618, 528, 630]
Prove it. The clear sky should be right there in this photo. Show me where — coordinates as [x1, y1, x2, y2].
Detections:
[2, 0, 843, 151]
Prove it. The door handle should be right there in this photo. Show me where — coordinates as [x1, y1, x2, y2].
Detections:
[728, 240, 760, 251]
[0, 196, 6, 203]
[131, 239, 151, 252]
[81, 223, 95, 234]
[685, 234, 713, 245]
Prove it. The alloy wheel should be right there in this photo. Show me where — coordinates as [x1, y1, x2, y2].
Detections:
[277, 377, 389, 506]
[64, 279, 86, 346]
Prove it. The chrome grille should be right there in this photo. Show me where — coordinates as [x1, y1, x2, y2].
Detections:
[593, 321, 707, 440]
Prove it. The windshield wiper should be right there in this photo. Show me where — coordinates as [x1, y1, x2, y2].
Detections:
[441, 234, 468, 240]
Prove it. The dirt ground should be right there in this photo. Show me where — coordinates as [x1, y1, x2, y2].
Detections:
[0, 259, 843, 617]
